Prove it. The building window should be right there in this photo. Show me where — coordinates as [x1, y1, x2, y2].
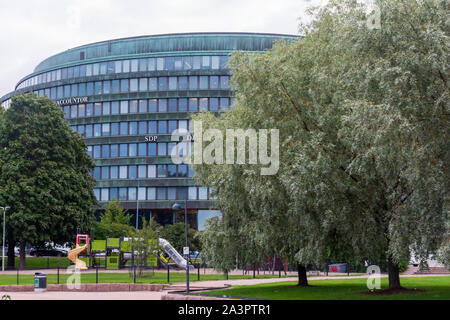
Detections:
[168, 99, 177, 112]
[119, 187, 127, 200]
[138, 165, 147, 178]
[111, 123, 119, 136]
[120, 79, 129, 93]
[101, 167, 109, 180]
[158, 99, 167, 112]
[199, 76, 208, 89]
[119, 166, 127, 179]
[110, 188, 118, 200]
[129, 166, 137, 179]
[157, 187, 166, 200]
[189, 98, 198, 112]
[189, 76, 198, 90]
[139, 78, 148, 92]
[188, 187, 197, 200]
[103, 102, 110, 115]
[120, 122, 128, 136]
[198, 187, 208, 200]
[120, 101, 128, 114]
[119, 144, 128, 157]
[111, 144, 119, 157]
[148, 165, 156, 178]
[101, 188, 109, 201]
[138, 187, 146, 200]
[111, 101, 119, 114]
[130, 78, 138, 92]
[148, 187, 156, 200]
[138, 143, 147, 156]
[157, 165, 167, 178]
[102, 123, 110, 136]
[110, 166, 118, 179]
[129, 144, 137, 157]
[210, 76, 219, 89]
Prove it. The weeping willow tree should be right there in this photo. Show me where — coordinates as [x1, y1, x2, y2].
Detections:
[193, 0, 449, 290]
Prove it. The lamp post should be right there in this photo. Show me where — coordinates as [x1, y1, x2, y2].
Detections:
[1, 206, 10, 272]
[172, 199, 189, 293]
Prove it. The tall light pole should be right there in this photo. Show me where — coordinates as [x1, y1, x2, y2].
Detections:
[1, 206, 10, 272]
[172, 199, 189, 293]
[136, 179, 140, 230]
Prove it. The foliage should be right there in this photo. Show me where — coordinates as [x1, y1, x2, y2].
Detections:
[203, 276, 450, 300]
[161, 222, 201, 254]
[0, 93, 97, 268]
[130, 218, 159, 274]
[93, 199, 134, 239]
[197, 217, 237, 273]
[192, 0, 449, 289]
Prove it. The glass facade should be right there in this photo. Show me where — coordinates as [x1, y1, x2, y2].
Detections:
[1, 32, 295, 229]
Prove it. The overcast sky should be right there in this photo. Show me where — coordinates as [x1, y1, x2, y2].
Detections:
[0, 0, 326, 96]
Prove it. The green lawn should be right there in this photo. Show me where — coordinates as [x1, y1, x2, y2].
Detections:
[0, 271, 295, 286]
[200, 276, 450, 300]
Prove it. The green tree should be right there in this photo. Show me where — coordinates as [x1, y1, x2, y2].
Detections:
[93, 199, 134, 239]
[161, 222, 201, 254]
[0, 93, 97, 269]
[193, 0, 448, 290]
[130, 218, 159, 276]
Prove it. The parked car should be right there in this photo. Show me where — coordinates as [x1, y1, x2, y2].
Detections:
[189, 251, 200, 259]
[1, 246, 20, 256]
[29, 247, 67, 257]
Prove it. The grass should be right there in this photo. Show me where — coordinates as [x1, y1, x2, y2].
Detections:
[199, 276, 450, 300]
[0, 271, 295, 286]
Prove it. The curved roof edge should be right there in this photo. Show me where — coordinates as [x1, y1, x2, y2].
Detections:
[34, 32, 298, 73]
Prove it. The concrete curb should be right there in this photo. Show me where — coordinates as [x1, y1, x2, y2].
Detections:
[161, 294, 231, 300]
[0, 283, 165, 292]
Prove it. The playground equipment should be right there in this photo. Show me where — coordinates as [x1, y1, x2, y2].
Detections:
[67, 234, 89, 269]
[68, 233, 194, 271]
[159, 238, 194, 271]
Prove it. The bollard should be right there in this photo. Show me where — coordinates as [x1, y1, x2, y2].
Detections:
[17, 268, 19, 285]
[57, 267, 60, 284]
[279, 261, 281, 278]
[133, 265, 136, 284]
[167, 263, 170, 283]
[198, 264, 200, 281]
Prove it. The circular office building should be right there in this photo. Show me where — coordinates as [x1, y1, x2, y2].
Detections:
[0, 32, 296, 230]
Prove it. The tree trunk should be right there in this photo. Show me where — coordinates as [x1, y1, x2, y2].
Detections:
[19, 241, 26, 270]
[7, 236, 16, 269]
[297, 263, 308, 286]
[387, 255, 402, 290]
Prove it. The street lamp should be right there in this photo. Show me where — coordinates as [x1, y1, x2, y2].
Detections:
[172, 199, 189, 293]
[1, 206, 10, 272]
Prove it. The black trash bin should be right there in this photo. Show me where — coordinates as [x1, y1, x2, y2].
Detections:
[34, 272, 47, 292]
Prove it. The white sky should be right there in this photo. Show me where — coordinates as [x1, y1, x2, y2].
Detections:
[0, 0, 326, 96]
